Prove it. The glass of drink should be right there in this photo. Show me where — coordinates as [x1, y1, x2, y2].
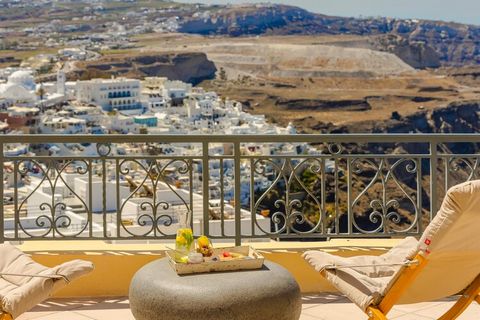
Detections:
[175, 228, 194, 262]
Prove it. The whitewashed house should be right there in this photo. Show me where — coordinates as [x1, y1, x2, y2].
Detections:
[76, 77, 143, 114]
[40, 114, 88, 134]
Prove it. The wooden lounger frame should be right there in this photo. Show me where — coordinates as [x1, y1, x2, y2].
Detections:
[0, 313, 12, 320]
[359, 254, 480, 320]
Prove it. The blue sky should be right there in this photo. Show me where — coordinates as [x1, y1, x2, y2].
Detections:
[176, 0, 480, 25]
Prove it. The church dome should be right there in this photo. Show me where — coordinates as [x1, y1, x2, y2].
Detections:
[0, 83, 36, 102]
[8, 70, 36, 91]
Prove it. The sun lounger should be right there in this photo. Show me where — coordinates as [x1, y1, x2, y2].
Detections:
[304, 180, 480, 319]
[0, 244, 93, 319]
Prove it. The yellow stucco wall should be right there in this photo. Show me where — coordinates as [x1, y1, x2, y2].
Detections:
[15, 239, 402, 297]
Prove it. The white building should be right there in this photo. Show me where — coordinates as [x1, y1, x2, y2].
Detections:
[76, 77, 143, 114]
[75, 177, 130, 213]
[142, 77, 167, 91]
[105, 111, 140, 134]
[0, 70, 37, 104]
[143, 92, 168, 110]
[58, 48, 87, 60]
[63, 105, 104, 126]
[44, 105, 106, 134]
[162, 80, 191, 106]
[40, 114, 88, 134]
[57, 70, 66, 95]
[65, 81, 77, 100]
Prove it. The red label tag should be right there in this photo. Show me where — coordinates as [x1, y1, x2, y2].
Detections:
[424, 239, 431, 245]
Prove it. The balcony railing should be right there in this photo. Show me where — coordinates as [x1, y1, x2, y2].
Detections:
[1, 134, 479, 244]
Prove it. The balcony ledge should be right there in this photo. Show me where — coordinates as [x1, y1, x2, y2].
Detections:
[10, 238, 405, 297]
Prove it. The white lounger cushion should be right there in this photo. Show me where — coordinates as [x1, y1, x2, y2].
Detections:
[303, 236, 418, 310]
[0, 244, 93, 318]
[400, 180, 480, 304]
[304, 180, 480, 310]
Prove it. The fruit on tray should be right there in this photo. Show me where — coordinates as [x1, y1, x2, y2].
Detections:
[188, 252, 204, 264]
[197, 235, 214, 257]
[219, 251, 246, 261]
[231, 252, 246, 259]
[176, 256, 189, 264]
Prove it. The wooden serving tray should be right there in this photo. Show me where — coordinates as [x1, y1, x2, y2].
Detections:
[167, 246, 264, 275]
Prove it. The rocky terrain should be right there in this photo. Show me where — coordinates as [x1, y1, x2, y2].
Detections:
[2, 0, 479, 137]
[1, 1, 479, 68]
[435, 65, 480, 87]
[294, 100, 480, 136]
[147, 38, 414, 80]
[52, 29, 478, 135]
[219, 42, 412, 77]
[178, 4, 480, 67]
[72, 52, 216, 85]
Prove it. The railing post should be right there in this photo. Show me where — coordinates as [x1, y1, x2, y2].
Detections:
[189, 159, 194, 229]
[13, 159, 18, 240]
[416, 158, 423, 234]
[88, 160, 93, 238]
[234, 142, 241, 246]
[347, 158, 353, 235]
[115, 159, 120, 238]
[202, 142, 209, 237]
[102, 155, 107, 238]
[430, 140, 438, 219]
[0, 140, 3, 243]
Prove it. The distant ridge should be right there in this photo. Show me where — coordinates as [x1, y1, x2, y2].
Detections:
[178, 3, 480, 66]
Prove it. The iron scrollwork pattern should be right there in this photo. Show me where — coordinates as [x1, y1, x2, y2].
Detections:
[14, 159, 90, 239]
[3, 135, 480, 242]
[117, 158, 192, 238]
[350, 158, 421, 234]
[445, 157, 480, 187]
[252, 157, 325, 236]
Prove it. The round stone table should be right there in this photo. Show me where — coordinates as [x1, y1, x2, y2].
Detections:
[129, 258, 301, 320]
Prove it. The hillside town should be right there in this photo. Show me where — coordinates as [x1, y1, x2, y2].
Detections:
[0, 67, 299, 138]
[0, 66, 310, 240]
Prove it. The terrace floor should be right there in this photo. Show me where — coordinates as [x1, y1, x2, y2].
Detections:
[17, 294, 480, 320]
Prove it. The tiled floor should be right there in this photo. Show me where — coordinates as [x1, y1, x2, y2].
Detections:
[301, 294, 480, 319]
[16, 294, 480, 320]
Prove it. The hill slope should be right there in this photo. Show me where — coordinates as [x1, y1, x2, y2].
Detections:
[178, 4, 480, 67]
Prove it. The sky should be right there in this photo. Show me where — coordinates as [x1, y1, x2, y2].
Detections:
[175, 0, 480, 25]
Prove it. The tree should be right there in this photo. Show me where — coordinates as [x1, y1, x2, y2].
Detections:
[36, 86, 46, 101]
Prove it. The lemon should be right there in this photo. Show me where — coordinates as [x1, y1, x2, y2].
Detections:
[197, 235, 213, 257]
[177, 256, 189, 264]
[197, 235, 210, 247]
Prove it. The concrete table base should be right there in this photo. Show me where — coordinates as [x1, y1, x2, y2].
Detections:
[129, 258, 301, 320]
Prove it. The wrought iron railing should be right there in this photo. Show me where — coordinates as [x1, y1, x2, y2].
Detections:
[1, 134, 479, 244]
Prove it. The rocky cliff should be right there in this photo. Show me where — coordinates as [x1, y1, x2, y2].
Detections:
[298, 100, 480, 136]
[370, 34, 441, 69]
[178, 4, 480, 67]
[293, 101, 480, 159]
[178, 5, 318, 37]
[73, 52, 217, 85]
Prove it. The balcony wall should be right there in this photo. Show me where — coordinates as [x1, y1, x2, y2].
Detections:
[16, 239, 402, 297]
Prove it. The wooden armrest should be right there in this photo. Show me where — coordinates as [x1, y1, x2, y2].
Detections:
[0, 312, 13, 320]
